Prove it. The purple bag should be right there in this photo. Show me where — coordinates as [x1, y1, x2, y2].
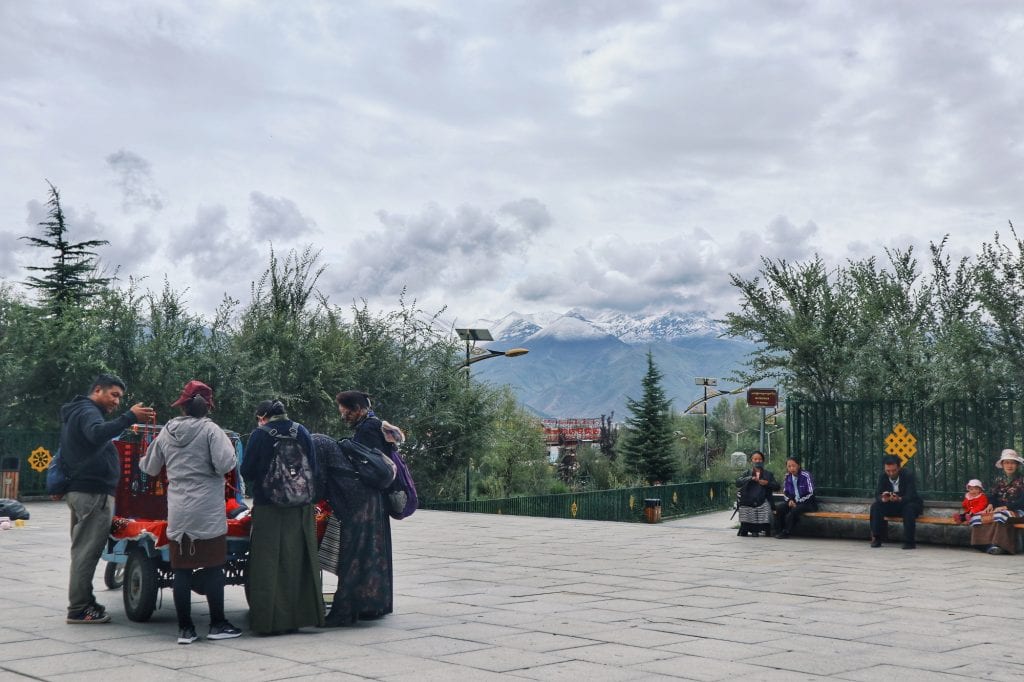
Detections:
[381, 420, 417, 520]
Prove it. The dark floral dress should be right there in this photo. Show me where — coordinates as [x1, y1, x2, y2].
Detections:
[314, 422, 393, 626]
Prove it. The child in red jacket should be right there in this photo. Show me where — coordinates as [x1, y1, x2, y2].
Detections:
[954, 479, 988, 524]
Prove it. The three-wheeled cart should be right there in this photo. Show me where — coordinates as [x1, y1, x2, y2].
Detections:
[101, 424, 251, 622]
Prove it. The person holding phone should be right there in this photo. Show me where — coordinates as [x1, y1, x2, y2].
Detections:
[869, 455, 923, 549]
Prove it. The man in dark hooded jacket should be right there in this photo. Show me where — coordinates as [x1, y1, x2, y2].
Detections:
[61, 374, 154, 624]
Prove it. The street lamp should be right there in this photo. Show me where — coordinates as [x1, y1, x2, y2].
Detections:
[685, 381, 748, 470]
[723, 428, 751, 447]
[462, 347, 530, 366]
[694, 377, 717, 471]
[455, 328, 529, 501]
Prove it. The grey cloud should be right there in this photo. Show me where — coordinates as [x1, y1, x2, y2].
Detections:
[517, 0, 660, 32]
[107, 149, 164, 212]
[24, 199, 48, 229]
[721, 217, 819, 267]
[329, 199, 553, 300]
[180, 205, 261, 279]
[100, 222, 162, 278]
[515, 218, 830, 316]
[249, 191, 316, 239]
[500, 198, 551, 233]
[0, 231, 21, 276]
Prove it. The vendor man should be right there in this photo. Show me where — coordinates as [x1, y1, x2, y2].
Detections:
[60, 374, 155, 624]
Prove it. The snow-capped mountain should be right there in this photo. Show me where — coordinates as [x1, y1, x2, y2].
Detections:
[462, 310, 754, 419]
[576, 309, 724, 343]
[477, 309, 724, 346]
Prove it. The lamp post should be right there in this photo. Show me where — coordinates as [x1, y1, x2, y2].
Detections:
[694, 378, 717, 471]
[723, 427, 751, 448]
[455, 328, 529, 501]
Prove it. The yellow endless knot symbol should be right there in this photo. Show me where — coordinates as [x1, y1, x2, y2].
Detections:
[885, 423, 917, 466]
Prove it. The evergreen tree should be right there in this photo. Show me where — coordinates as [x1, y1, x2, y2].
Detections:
[22, 182, 111, 313]
[621, 352, 677, 483]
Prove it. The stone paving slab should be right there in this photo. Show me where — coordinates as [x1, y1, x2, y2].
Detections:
[1, 502, 1022, 680]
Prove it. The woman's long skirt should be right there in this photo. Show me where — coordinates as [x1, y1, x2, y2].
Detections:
[322, 475, 393, 625]
[737, 500, 773, 535]
[248, 504, 325, 633]
[971, 518, 1018, 554]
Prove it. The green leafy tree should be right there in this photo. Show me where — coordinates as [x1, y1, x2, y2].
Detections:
[21, 182, 111, 314]
[475, 387, 556, 497]
[621, 352, 677, 483]
[709, 397, 761, 454]
[925, 239, 1004, 399]
[723, 256, 857, 400]
[976, 225, 1024, 390]
[671, 413, 706, 480]
[724, 242, 1006, 403]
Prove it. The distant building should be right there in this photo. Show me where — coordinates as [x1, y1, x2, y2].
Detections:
[543, 417, 618, 482]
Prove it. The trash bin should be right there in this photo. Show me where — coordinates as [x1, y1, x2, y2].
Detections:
[643, 498, 662, 524]
[0, 457, 18, 500]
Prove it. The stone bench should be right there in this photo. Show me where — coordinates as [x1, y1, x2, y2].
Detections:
[786, 497, 1024, 547]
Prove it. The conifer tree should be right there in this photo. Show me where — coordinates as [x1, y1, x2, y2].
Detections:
[22, 181, 111, 313]
[621, 352, 677, 483]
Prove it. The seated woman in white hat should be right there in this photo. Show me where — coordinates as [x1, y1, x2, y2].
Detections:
[970, 449, 1024, 555]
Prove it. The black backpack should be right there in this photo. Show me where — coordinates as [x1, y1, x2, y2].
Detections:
[259, 424, 315, 507]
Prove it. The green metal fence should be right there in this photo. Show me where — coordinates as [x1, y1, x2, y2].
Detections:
[0, 430, 60, 497]
[422, 481, 732, 522]
[789, 398, 1024, 500]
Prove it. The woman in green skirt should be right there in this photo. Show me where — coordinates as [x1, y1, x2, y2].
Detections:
[240, 399, 324, 634]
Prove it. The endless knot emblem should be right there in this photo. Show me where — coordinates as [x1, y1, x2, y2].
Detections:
[885, 423, 918, 466]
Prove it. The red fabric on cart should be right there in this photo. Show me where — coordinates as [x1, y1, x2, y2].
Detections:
[110, 516, 252, 549]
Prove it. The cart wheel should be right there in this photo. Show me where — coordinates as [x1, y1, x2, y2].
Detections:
[123, 549, 158, 622]
[104, 562, 124, 589]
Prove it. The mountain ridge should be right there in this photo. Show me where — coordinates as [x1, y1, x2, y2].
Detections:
[461, 310, 753, 419]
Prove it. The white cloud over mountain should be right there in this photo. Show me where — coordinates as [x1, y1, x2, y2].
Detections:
[2, 2, 1022, 320]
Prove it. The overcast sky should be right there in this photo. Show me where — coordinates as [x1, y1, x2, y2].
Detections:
[3, 1, 1023, 324]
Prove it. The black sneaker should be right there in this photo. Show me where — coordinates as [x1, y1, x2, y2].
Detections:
[208, 621, 242, 640]
[178, 626, 199, 645]
[66, 604, 111, 624]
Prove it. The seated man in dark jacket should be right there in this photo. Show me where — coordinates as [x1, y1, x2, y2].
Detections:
[870, 454, 923, 549]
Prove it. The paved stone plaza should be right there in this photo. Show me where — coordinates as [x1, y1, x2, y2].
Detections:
[1, 501, 1021, 680]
